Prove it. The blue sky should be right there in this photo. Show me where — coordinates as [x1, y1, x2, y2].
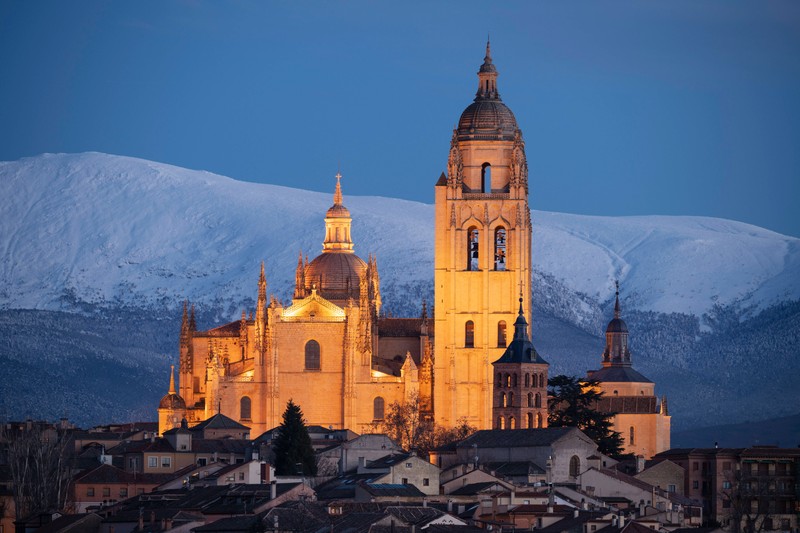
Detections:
[1, 1, 799, 236]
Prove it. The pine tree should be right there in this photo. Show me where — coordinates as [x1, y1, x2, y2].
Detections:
[272, 400, 317, 476]
[547, 375, 625, 459]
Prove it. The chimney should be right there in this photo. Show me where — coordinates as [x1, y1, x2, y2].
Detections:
[574, 509, 580, 518]
[150, 511, 156, 526]
[636, 455, 645, 474]
[358, 456, 366, 469]
[166, 518, 173, 530]
[618, 514, 625, 528]
[270, 480, 277, 500]
[423, 498, 428, 508]
[447, 499, 453, 513]
[611, 516, 618, 528]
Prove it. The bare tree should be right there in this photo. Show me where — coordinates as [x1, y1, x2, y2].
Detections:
[3, 423, 74, 518]
[720, 466, 776, 533]
[379, 394, 475, 457]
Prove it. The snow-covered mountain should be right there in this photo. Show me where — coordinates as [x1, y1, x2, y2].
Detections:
[1, 152, 798, 431]
[2, 152, 798, 322]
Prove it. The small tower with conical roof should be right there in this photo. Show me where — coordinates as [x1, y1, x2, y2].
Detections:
[587, 281, 671, 458]
[491, 298, 549, 430]
[158, 365, 186, 435]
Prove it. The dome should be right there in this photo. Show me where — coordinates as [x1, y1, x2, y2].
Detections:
[326, 203, 350, 218]
[305, 252, 367, 300]
[457, 98, 518, 142]
[159, 392, 186, 411]
[606, 317, 629, 334]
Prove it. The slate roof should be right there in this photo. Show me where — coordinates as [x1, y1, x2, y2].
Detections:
[534, 511, 611, 533]
[378, 318, 430, 337]
[359, 483, 426, 498]
[448, 481, 506, 496]
[192, 515, 262, 532]
[384, 506, 445, 525]
[366, 453, 413, 469]
[74, 463, 183, 485]
[191, 412, 250, 432]
[457, 427, 578, 449]
[587, 367, 652, 384]
[484, 460, 546, 476]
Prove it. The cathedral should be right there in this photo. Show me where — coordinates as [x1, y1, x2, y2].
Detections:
[158, 43, 670, 457]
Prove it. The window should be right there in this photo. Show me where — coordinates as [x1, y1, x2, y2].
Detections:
[373, 397, 385, 420]
[569, 456, 581, 478]
[481, 163, 491, 193]
[423, 478, 430, 486]
[467, 227, 479, 270]
[501, 393, 507, 407]
[148, 456, 158, 468]
[239, 472, 245, 480]
[198, 458, 207, 466]
[526, 412, 533, 429]
[692, 480, 699, 489]
[162, 456, 171, 468]
[87, 487, 95, 497]
[524, 373, 530, 387]
[406, 462, 413, 468]
[305, 340, 320, 370]
[540, 373, 545, 388]
[402, 477, 408, 484]
[512, 373, 517, 387]
[497, 321, 507, 347]
[494, 227, 507, 270]
[240, 396, 252, 420]
[536, 412, 543, 428]
[465, 321, 474, 347]
[509, 392, 514, 406]
[527, 392, 533, 407]
[535, 393, 541, 408]
[119, 487, 128, 497]
[497, 373, 503, 387]
[498, 416, 505, 430]
[629, 426, 635, 446]
[722, 481, 732, 489]
[668, 484, 676, 493]
[102, 487, 110, 497]
[509, 416, 516, 429]
[693, 462, 699, 471]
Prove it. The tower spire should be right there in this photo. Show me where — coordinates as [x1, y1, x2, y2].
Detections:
[334, 172, 343, 205]
[614, 280, 621, 319]
[476, 39, 499, 100]
[168, 365, 176, 395]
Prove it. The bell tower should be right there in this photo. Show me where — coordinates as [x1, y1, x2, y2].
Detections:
[434, 42, 532, 429]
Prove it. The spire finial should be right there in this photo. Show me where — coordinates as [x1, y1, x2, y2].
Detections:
[168, 365, 176, 395]
[334, 172, 343, 205]
[614, 280, 621, 319]
[486, 34, 491, 61]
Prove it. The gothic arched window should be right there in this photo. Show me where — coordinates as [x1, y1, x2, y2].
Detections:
[467, 227, 479, 271]
[465, 321, 475, 348]
[535, 393, 542, 408]
[526, 412, 533, 429]
[630, 426, 635, 446]
[240, 396, 251, 420]
[498, 416, 505, 430]
[481, 163, 491, 193]
[540, 373, 546, 388]
[509, 392, 514, 407]
[497, 320, 507, 348]
[305, 340, 320, 370]
[527, 392, 533, 407]
[501, 393, 507, 408]
[374, 397, 385, 420]
[512, 373, 517, 388]
[524, 373, 530, 387]
[569, 455, 581, 478]
[509, 416, 516, 429]
[494, 227, 507, 271]
[536, 412, 543, 428]
[497, 373, 503, 388]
